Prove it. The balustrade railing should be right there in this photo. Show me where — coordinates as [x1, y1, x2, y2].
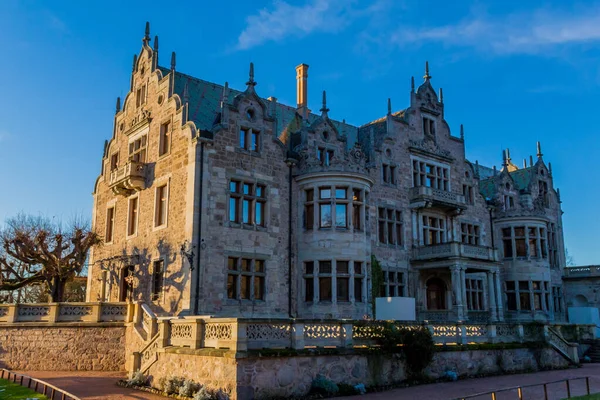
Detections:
[0, 302, 132, 324]
[412, 242, 498, 261]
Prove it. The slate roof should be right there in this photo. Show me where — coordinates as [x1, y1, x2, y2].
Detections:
[477, 165, 535, 200]
[159, 67, 360, 149]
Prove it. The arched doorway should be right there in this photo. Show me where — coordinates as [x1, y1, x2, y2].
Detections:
[574, 294, 589, 307]
[426, 277, 446, 310]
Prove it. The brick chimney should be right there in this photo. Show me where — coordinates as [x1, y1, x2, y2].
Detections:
[296, 64, 309, 118]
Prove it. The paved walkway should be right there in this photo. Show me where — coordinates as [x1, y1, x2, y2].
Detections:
[17, 364, 600, 399]
[358, 364, 600, 399]
[15, 371, 166, 400]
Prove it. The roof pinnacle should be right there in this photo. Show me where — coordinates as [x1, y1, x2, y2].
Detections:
[153, 35, 159, 51]
[143, 22, 151, 46]
[424, 61, 431, 81]
[387, 98, 392, 115]
[183, 81, 189, 103]
[116, 97, 121, 114]
[132, 54, 137, 72]
[320, 90, 329, 115]
[170, 52, 176, 71]
[411, 76, 415, 92]
[536, 141, 543, 158]
[460, 124, 464, 140]
[246, 62, 256, 88]
[439, 88, 443, 103]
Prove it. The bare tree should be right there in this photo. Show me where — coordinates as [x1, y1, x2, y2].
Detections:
[0, 214, 100, 302]
[565, 248, 576, 267]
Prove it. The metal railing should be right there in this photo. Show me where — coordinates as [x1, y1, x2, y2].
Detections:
[453, 376, 592, 400]
[1, 369, 81, 400]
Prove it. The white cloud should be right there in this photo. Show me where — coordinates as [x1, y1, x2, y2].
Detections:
[388, 7, 600, 55]
[236, 0, 359, 50]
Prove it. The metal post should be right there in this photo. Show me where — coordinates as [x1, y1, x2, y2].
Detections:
[587, 377, 591, 394]
[1, 369, 4, 379]
[544, 383, 548, 400]
[491, 392, 496, 400]
[19, 375, 23, 385]
[566, 380, 571, 398]
[517, 387, 523, 400]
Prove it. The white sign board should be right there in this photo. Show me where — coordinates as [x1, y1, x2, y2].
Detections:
[375, 297, 416, 321]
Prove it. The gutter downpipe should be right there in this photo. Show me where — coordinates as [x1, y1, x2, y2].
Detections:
[288, 161, 294, 318]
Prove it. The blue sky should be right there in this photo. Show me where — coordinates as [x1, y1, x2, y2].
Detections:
[0, 0, 599, 264]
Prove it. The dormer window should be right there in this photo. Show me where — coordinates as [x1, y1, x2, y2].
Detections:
[136, 85, 147, 108]
[539, 180, 549, 207]
[110, 153, 119, 171]
[317, 147, 334, 166]
[246, 108, 255, 121]
[322, 131, 330, 141]
[382, 163, 396, 185]
[423, 117, 435, 138]
[239, 128, 260, 152]
[503, 195, 515, 211]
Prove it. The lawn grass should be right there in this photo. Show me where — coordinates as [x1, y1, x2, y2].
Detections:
[565, 394, 600, 400]
[0, 378, 49, 399]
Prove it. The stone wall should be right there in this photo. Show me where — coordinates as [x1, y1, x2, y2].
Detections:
[144, 346, 569, 400]
[0, 323, 126, 371]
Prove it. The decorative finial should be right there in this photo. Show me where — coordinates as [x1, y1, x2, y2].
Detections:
[411, 76, 415, 92]
[439, 88, 443, 103]
[170, 52, 176, 71]
[460, 124, 464, 140]
[387, 98, 392, 115]
[536, 141, 543, 158]
[502, 149, 508, 167]
[557, 188, 561, 201]
[530, 155, 534, 166]
[523, 159, 527, 168]
[116, 97, 121, 114]
[143, 22, 151, 45]
[132, 54, 137, 72]
[320, 90, 329, 115]
[493, 165, 497, 176]
[183, 81, 189, 103]
[548, 162, 552, 174]
[424, 61, 431, 81]
[153, 35, 159, 51]
[222, 81, 229, 104]
[506, 148, 511, 162]
[246, 62, 256, 88]
[475, 160, 480, 174]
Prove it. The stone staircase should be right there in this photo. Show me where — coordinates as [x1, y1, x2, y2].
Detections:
[584, 340, 600, 362]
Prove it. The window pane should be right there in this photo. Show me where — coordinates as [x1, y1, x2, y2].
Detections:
[254, 276, 264, 300]
[319, 261, 332, 274]
[515, 239, 526, 257]
[305, 278, 314, 301]
[319, 277, 332, 301]
[306, 189, 314, 201]
[241, 259, 251, 271]
[305, 261, 314, 274]
[239, 129, 246, 148]
[305, 204, 314, 229]
[507, 293, 517, 310]
[354, 262, 363, 275]
[337, 277, 349, 302]
[241, 276, 251, 299]
[354, 278, 363, 302]
[503, 239, 513, 258]
[353, 204, 361, 230]
[242, 200, 250, 223]
[335, 188, 347, 199]
[255, 201, 264, 226]
[320, 188, 331, 199]
[320, 204, 332, 227]
[514, 227, 525, 237]
[227, 275, 237, 299]
[352, 189, 361, 201]
[251, 132, 259, 151]
[254, 260, 265, 273]
[519, 281, 529, 290]
[243, 184, 251, 195]
[506, 281, 515, 290]
[229, 198, 238, 222]
[335, 204, 347, 227]
[336, 261, 349, 274]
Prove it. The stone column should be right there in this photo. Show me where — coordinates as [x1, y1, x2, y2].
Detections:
[450, 265, 464, 320]
[494, 270, 504, 321]
[487, 271, 498, 322]
[460, 267, 468, 321]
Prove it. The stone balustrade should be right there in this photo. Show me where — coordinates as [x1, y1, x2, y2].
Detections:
[108, 161, 146, 195]
[412, 242, 498, 261]
[0, 302, 133, 324]
[563, 266, 600, 277]
[409, 186, 466, 210]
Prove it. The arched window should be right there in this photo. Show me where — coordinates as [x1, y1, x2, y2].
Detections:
[426, 277, 446, 310]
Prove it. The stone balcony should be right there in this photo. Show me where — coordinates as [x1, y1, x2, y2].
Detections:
[412, 242, 499, 262]
[109, 161, 147, 196]
[409, 186, 466, 212]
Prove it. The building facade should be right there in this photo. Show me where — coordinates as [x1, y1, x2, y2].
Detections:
[87, 25, 567, 323]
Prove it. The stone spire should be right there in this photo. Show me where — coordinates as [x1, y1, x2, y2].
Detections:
[549, 162, 553, 175]
[183, 81, 189, 103]
[246, 62, 256, 89]
[132, 54, 138, 72]
[423, 61, 431, 81]
[170, 52, 176, 71]
[523, 159, 527, 168]
[506, 148, 512, 163]
[320, 90, 329, 116]
[536, 141, 543, 158]
[460, 124, 464, 140]
[153, 35, 159, 52]
[221, 82, 229, 108]
[116, 97, 121, 114]
[411, 76, 415, 92]
[439, 88, 443, 103]
[530, 155, 534, 166]
[502, 149, 508, 168]
[142, 22, 151, 46]
[387, 98, 392, 115]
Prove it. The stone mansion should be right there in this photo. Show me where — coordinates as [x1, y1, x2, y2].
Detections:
[87, 24, 567, 324]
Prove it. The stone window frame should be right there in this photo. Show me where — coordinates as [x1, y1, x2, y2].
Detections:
[105, 202, 116, 245]
[227, 178, 268, 231]
[505, 280, 551, 313]
[502, 194, 515, 211]
[128, 131, 148, 163]
[548, 223, 559, 268]
[381, 162, 397, 186]
[411, 156, 450, 191]
[317, 146, 335, 166]
[158, 117, 173, 158]
[151, 257, 166, 303]
[317, 186, 349, 230]
[238, 126, 261, 154]
[109, 151, 119, 172]
[135, 83, 147, 109]
[303, 259, 366, 304]
[552, 286, 563, 313]
[126, 194, 140, 239]
[377, 207, 403, 247]
[501, 225, 549, 261]
[379, 269, 406, 297]
[465, 278, 484, 311]
[153, 178, 170, 230]
[422, 115, 436, 138]
[460, 222, 481, 245]
[421, 214, 446, 245]
[303, 184, 367, 233]
[226, 256, 266, 302]
[462, 184, 474, 205]
[538, 179, 550, 208]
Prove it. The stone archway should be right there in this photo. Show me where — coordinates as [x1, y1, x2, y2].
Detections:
[574, 294, 589, 307]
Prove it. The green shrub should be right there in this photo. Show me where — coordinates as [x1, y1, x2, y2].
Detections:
[402, 327, 435, 380]
[310, 375, 339, 396]
[337, 383, 359, 396]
